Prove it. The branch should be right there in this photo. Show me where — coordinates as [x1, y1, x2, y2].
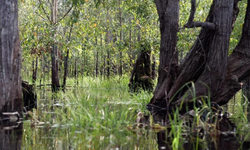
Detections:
[57, 6, 73, 24]
[184, 21, 216, 30]
[46, 0, 52, 8]
[38, 0, 51, 22]
[35, 11, 48, 22]
[187, 0, 196, 24]
[184, 0, 216, 30]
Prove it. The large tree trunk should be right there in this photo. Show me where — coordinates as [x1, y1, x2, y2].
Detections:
[174, 0, 234, 108]
[148, 0, 247, 115]
[214, 0, 250, 104]
[148, 0, 179, 110]
[0, 0, 22, 115]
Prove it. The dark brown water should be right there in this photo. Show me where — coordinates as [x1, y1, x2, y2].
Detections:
[17, 91, 250, 149]
[0, 124, 22, 150]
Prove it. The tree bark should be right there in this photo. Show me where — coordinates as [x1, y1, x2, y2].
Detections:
[213, 0, 250, 105]
[118, 0, 123, 76]
[62, 23, 73, 90]
[32, 57, 38, 85]
[95, 36, 99, 77]
[151, 55, 156, 80]
[149, 0, 179, 105]
[51, 0, 60, 92]
[0, 0, 22, 114]
[174, 0, 234, 108]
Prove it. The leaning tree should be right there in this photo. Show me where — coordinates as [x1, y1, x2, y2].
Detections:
[147, 0, 250, 115]
[0, 0, 22, 115]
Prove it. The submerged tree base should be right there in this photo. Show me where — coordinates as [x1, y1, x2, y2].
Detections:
[137, 102, 237, 137]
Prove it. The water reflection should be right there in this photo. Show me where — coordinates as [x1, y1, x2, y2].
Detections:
[156, 129, 250, 150]
[20, 88, 250, 149]
[0, 123, 22, 150]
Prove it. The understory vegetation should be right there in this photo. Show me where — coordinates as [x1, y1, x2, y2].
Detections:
[22, 76, 250, 150]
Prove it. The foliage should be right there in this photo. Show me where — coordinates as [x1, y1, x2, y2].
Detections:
[22, 76, 157, 149]
[19, 0, 159, 80]
[21, 76, 250, 149]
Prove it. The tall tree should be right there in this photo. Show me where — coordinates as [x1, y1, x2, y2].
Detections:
[148, 0, 249, 116]
[0, 0, 22, 114]
[51, 0, 60, 92]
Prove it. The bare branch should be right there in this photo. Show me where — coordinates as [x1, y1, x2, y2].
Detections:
[38, 0, 51, 22]
[46, 0, 52, 8]
[35, 11, 47, 22]
[187, 0, 196, 24]
[184, 0, 216, 30]
[57, 6, 73, 24]
[184, 21, 216, 30]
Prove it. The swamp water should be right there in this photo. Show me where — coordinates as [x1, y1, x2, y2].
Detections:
[2, 81, 250, 150]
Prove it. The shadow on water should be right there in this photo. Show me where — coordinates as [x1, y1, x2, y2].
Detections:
[0, 123, 23, 150]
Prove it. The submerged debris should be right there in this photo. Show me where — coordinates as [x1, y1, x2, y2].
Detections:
[0, 111, 22, 130]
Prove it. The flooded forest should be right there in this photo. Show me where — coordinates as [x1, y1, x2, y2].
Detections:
[2, 0, 250, 149]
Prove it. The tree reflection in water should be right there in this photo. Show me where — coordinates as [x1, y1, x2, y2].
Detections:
[155, 123, 250, 150]
[0, 123, 22, 150]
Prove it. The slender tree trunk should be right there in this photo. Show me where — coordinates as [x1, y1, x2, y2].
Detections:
[74, 57, 77, 79]
[51, 0, 60, 92]
[0, 0, 22, 114]
[103, 52, 106, 79]
[32, 57, 38, 85]
[105, 9, 111, 78]
[100, 35, 103, 77]
[62, 23, 73, 90]
[106, 29, 112, 78]
[129, 18, 133, 68]
[107, 49, 110, 77]
[95, 36, 99, 77]
[152, 55, 156, 80]
[118, 0, 123, 76]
